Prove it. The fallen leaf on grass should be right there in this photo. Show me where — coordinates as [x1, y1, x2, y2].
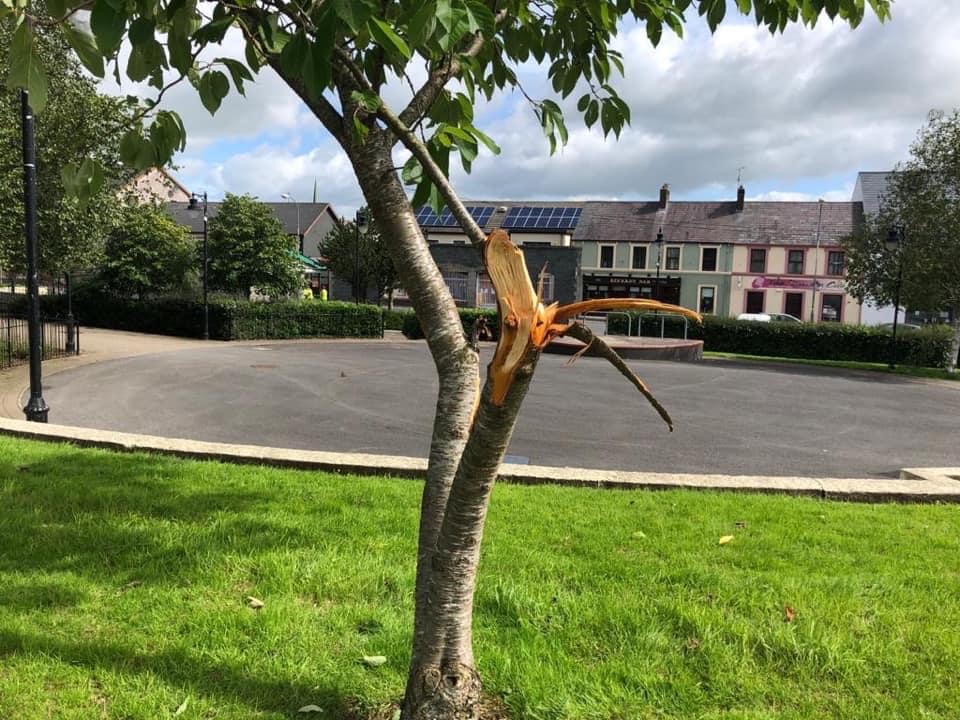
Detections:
[718, 535, 734, 545]
[362, 655, 387, 667]
[784, 604, 797, 623]
[246, 596, 265, 610]
[117, 579, 143, 594]
[173, 697, 188, 716]
[298, 705, 324, 713]
[685, 637, 701, 651]
[632, 530, 647, 539]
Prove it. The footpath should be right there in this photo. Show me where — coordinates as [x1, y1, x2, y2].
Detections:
[1, 329, 958, 503]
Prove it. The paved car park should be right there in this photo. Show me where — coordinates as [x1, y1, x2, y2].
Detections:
[32, 338, 960, 478]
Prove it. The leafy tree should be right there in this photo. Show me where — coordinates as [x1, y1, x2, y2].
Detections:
[845, 109, 960, 372]
[99, 203, 195, 298]
[207, 193, 302, 297]
[319, 208, 399, 303]
[0, 16, 132, 279]
[4, 0, 889, 715]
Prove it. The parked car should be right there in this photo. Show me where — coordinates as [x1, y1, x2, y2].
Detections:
[737, 313, 802, 323]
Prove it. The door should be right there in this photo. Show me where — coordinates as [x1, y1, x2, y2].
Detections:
[784, 293, 803, 320]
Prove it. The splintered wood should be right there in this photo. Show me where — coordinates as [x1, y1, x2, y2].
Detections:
[482, 230, 702, 427]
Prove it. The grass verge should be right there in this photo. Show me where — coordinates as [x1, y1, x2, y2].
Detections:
[704, 351, 960, 381]
[1, 436, 959, 719]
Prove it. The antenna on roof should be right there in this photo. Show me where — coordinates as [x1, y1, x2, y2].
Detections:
[736, 166, 746, 186]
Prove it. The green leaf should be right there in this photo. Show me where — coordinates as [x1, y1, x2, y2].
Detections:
[128, 17, 155, 45]
[407, 1, 437, 47]
[62, 24, 105, 78]
[350, 89, 381, 113]
[280, 32, 309, 77]
[218, 57, 253, 95]
[6, 21, 48, 113]
[401, 156, 422, 185]
[367, 17, 411, 60]
[576, 93, 590, 113]
[468, 124, 500, 155]
[330, 0, 377, 32]
[119, 129, 143, 165]
[464, 0, 496, 37]
[584, 99, 599, 127]
[198, 70, 230, 114]
[352, 114, 370, 142]
[90, 1, 126, 55]
[435, 0, 454, 32]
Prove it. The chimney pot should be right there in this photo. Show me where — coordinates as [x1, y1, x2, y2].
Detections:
[659, 183, 670, 209]
[736, 185, 746, 212]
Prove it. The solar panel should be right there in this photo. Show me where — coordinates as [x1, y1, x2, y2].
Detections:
[415, 205, 494, 228]
[502, 206, 582, 230]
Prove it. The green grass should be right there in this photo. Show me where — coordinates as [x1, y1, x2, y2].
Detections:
[1, 436, 959, 719]
[704, 351, 960, 381]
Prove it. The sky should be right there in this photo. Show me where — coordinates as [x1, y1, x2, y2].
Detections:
[110, 1, 960, 217]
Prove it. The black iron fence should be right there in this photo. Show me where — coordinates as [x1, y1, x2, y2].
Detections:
[1, 314, 80, 370]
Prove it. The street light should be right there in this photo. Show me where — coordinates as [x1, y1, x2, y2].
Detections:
[354, 208, 368, 304]
[886, 224, 905, 370]
[20, 88, 48, 422]
[654, 227, 664, 301]
[189, 192, 209, 340]
[281, 193, 302, 254]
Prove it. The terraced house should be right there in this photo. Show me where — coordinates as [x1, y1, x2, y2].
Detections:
[415, 185, 864, 324]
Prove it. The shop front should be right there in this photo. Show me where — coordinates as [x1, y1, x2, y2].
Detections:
[583, 274, 681, 305]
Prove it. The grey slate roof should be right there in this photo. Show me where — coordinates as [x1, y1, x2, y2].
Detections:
[852, 171, 896, 216]
[166, 202, 335, 235]
[574, 200, 863, 247]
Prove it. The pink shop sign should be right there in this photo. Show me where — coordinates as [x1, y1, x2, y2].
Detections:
[751, 276, 844, 291]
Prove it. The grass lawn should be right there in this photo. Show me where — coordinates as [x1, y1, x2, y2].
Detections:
[1, 436, 959, 719]
[703, 351, 960, 381]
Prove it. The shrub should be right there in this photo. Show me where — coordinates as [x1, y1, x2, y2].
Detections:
[383, 308, 413, 331]
[15, 290, 383, 340]
[402, 307, 499, 341]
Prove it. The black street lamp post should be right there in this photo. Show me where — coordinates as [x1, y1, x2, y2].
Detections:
[21, 89, 48, 422]
[654, 227, 664, 301]
[189, 192, 209, 339]
[354, 209, 368, 303]
[64, 271, 75, 353]
[886, 224, 905, 370]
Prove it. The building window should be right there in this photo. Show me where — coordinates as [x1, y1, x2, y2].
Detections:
[749, 248, 766, 273]
[745, 290, 764, 314]
[477, 274, 496, 307]
[631, 245, 647, 270]
[536, 272, 555, 302]
[698, 286, 716, 314]
[442, 271, 469, 302]
[599, 244, 615, 268]
[787, 249, 805, 274]
[821, 294, 843, 322]
[701, 247, 718, 272]
[665, 246, 681, 270]
[827, 251, 845, 276]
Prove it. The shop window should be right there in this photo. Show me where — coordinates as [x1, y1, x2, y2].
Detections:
[745, 290, 764, 314]
[821, 294, 843, 322]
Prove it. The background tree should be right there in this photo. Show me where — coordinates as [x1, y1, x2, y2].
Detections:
[845, 109, 960, 372]
[5, 0, 889, 716]
[0, 16, 132, 282]
[207, 193, 302, 298]
[319, 208, 399, 304]
[98, 203, 196, 298]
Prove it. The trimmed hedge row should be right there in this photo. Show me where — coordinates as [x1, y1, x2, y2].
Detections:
[13, 291, 383, 341]
[402, 307, 500, 341]
[608, 312, 952, 368]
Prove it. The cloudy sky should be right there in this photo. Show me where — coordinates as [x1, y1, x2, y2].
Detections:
[114, 1, 960, 216]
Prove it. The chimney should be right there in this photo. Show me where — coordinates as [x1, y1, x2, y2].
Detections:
[736, 185, 746, 212]
[659, 183, 670, 209]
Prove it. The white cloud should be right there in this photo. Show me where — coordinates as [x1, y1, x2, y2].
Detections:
[112, 0, 960, 209]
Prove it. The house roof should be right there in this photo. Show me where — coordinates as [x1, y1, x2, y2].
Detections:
[166, 201, 335, 235]
[573, 200, 864, 246]
[415, 198, 863, 246]
[852, 171, 896, 216]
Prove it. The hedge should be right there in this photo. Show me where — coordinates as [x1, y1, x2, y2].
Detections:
[12, 290, 383, 341]
[608, 312, 952, 368]
[402, 307, 500, 341]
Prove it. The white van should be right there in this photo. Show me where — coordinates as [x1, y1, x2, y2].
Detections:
[736, 313, 801, 323]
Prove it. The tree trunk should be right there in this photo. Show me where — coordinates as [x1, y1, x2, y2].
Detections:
[948, 310, 960, 373]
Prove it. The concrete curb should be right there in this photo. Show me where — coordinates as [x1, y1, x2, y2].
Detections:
[3, 417, 959, 504]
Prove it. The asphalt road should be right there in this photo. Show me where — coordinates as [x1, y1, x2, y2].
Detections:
[40, 340, 960, 478]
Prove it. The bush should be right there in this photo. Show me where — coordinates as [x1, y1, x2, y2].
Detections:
[610, 312, 951, 368]
[402, 307, 499, 341]
[382, 308, 413, 331]
[14, 290, 383, 340]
